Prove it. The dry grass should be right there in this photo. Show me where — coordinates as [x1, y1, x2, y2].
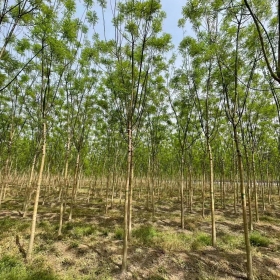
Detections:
[1, 185, 280, 279]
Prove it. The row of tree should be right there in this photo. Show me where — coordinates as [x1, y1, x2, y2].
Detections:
[1, 0, 280, 279]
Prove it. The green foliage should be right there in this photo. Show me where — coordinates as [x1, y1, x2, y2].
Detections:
[0, 255, 59, 280]
[63, 222, 96, 239]
[219, 232, 243, 250]
[114, 227, 124, 240]
[0, 255, 26, 280]
[191, 232, 211, 250]
[156, 232, 191, 251]
[0, 217, 30, 237]
[250, 231, 270, 247]
[71, 225, 96, 238]
[133, 225, 158, 244]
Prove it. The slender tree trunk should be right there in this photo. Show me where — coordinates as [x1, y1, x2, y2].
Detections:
[0, 131, 13, 208]
[69, 152, 80, 221]
[23, 154, 37, 218]
[105, 172, 110, 214]
[234, 174, 237, 214]
[27, 122, 46, 261]
[180, 156, 185, 229]
[202, 170, 205, 218]
[111, 160, 117, 208]
[233, 127, 253, 280]
[208, 142, 216, 246]
[58, 135, 70, 236]
[189, 167, 193, 213]
[252, 152, 259, 222]
[248, 177, 253, 231]
[122, 123, 133, 273]
[267, 165, 271, 204]
[128, 159, 134, 240]
[261, 174, 265, 212]
[146, 158, 150, 210]
[151, 162, 155, 217]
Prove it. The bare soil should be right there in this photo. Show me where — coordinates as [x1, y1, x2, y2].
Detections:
[1, 190, 280, 280]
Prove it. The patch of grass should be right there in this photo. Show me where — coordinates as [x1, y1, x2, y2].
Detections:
[17, 221, 30, 232]
[69, 240, 79, 249]
[38, 220, 53, 230]
[114, 227, 124, 240]
[156, 232, 191, 251]
[191, 232, 211, 250]
[259, 215, 278, 223]
[219, 232, 243, 250]
[133, 225, 158, 244]
[27, 268, 59, 280]
[71, 225, 96, 238]
[101, 228, 109, 237]
[148, 275, 167, 280]
[63, 222, 96, 239]
[0, 255, 26, 280]
[0, 218, 18, 234]
[0, 255, 59, 280]
[61, 258, 75, 267]
[250, 231, 270, 247]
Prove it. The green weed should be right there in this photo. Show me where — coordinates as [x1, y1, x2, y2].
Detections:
[191, 232, 211, 250]
[250, 231, 270, 247]
[0, 255, 26, 280]
[71, 225, 96, 238]
[133, 225, 158, 244]
[114, 227, 124, 240]
[64, 222, 96, 238]
[0, 255, 59, 280]
[219, 232, 243, 250]
[156, 232, 191, 251]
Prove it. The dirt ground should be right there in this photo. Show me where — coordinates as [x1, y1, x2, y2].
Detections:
[1, 191, 280, 280]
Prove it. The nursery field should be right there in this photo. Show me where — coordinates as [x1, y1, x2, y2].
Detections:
[1, 182, 280, 280]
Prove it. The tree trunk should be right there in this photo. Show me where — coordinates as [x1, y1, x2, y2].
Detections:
[189, 167, 193, 213]
[233, 127, 253, 280]
[22, 154, 37, 218]
[202, 171, 205, 218]
[27, 122, 46, 261]
[58, 134, 70, 236]
[180, 156, 185, 229]
[122, 123, 133, 273]
[69, 152, 80, 221]
[252, 152, 259, 222]
[208, 142, 216, 246]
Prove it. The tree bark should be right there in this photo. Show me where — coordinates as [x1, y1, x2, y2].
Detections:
[233, 127, 253, 280]
[27, 121, 46, 261]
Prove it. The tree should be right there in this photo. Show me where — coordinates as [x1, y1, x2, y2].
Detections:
[94, 0, 172, 272]
[26, 0, 80, 260]
[169, 65, 200, 229]
[180, 3, 222, 245]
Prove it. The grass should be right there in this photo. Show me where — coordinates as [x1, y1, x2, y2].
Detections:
[63, 222, 96, 238]
[250, 231, 270, 247]
[0, 255, 59, 280]
[1, 187, 280, 280]
[191, 232, 212, 250]
[218, 231, 244, 250]
[147, 275, 167, 280]
[0, 217, 30, 235]
[155, 231, 192, 251]
[114, 227, 124, 240]
[133, 225, 158, 244]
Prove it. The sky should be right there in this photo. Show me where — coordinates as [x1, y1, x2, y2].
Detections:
[90, 0, 192, 49]
[160, 0, 187, 47]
